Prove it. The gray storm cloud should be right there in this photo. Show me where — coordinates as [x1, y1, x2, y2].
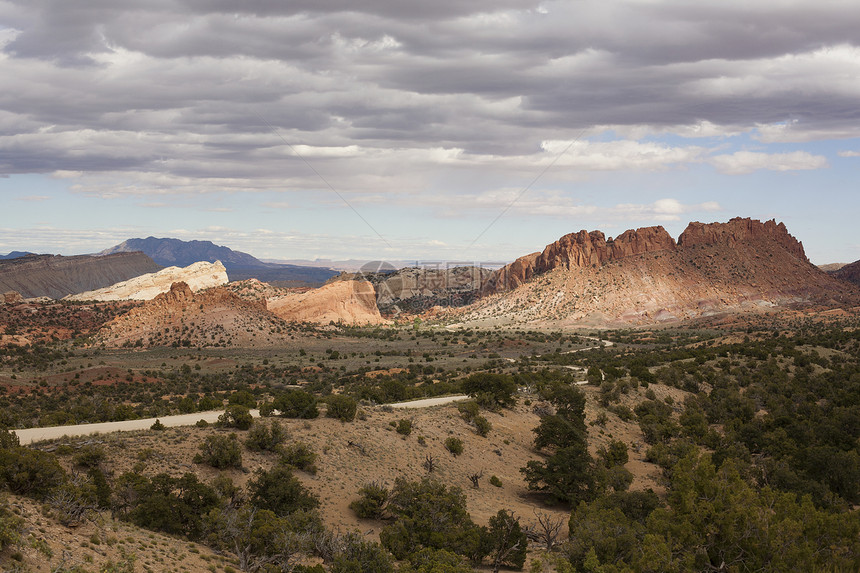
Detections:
[0, 0, 857, 197]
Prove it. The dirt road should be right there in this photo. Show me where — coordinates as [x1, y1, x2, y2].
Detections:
[15, 410, 261, 446]
[14, 396, 472, 445]
[388, 395, 470, 409]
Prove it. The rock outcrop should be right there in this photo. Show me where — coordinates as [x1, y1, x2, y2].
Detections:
[0, 252, 161, 299]
[678, 217, 807, 260]
[486, 226, 677, 293]
[2, 291, 23, 305]
[65, 261, 228, 301]
[463, 217, 860, 327]
[267, 280, 387, 325]
[97, 281, 285, 347]
[333, 266, 493, 315]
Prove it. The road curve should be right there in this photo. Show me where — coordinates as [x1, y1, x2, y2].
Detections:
[14, 396, 473, 445]
[14, 410, 261, 446]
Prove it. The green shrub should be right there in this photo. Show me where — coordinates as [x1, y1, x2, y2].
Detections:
[270, 390, 319, 419]
[228, 390, 257, 408]
[0, 495, 23, 551]
[118, 472, 219, 540]
[194, 434, 242, 469]
[380, 477, 485, 561]
[444, 437, 464, 456]
[330, 532, 395, 573]
[489, 475, 502, 488]
[0, 447, 66, 499]
[247, 465, 319, 517]
[457, 401, 480, 421]
[349, 481, 390, 519]
[396, 419, 413, 436]
[326, 395, 357, 422]
[245, 420, 288, 452]
[472, 415, 492, 437]
[74, 445, 106, 469]
[461, 373, 517, 410]
[150, 419, 166, 431]
[279, 442, 318, 474]
[218, 404, 253, 430]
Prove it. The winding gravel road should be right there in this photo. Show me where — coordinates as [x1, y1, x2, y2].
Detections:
[14, 395, 472, 445]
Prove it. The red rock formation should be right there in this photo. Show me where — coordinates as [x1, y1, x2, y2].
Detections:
[466, 217, 860, 327]
[2, 291, 23, 305]
[678, 217, 807, 261]
[486, 226, 676, 293]
[267, 280, 387, 325]
[97, 281, 274, 347]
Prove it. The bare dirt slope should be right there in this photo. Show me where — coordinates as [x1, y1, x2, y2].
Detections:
[15, 380, 676, 572]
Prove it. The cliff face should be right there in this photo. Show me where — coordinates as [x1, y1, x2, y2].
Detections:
[65, 261, 228, 301]
[486, 225, 677, 293]
[0, 252, 161, 299]
[465, 217, 859, 327]
[678, 217, 807, 261]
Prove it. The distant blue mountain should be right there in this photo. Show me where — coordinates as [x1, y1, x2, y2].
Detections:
[99, 237, 338, 286]
[0, 251, 35, 260]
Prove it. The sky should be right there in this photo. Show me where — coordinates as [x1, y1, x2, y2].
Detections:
[1, 1, 860, 265]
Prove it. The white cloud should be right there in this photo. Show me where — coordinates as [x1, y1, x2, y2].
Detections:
[709, 151, 828, 175]
[838, 150, 860, 157]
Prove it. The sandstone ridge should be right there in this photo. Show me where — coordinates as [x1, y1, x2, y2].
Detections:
[833, 259, 860, 287]
[267, 280, 388, 326]
[678, 217, 807, 260]
[487, 225, 676, 293]
[97, 281, 283, 347]
[465, 217, 860, 327]
[65, 261, 228, 301]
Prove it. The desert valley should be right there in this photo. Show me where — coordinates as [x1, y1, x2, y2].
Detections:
[0, 217, 858, 572]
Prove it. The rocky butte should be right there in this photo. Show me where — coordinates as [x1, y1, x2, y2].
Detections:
[485, 224, 678, 293]
[471, 217, 860, 326]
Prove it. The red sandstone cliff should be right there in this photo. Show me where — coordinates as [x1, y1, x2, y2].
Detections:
[486, 225, 677, 293]
[678, 217, 807, 261]
[467, 217, 859, 326]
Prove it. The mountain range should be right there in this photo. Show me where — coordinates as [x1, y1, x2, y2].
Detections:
[0, 251, 36, 260]
[99, 237, 339, 286]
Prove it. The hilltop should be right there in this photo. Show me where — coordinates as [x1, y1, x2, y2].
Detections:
[94, 281, 290, 347]
[467, 217, 859, 327]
